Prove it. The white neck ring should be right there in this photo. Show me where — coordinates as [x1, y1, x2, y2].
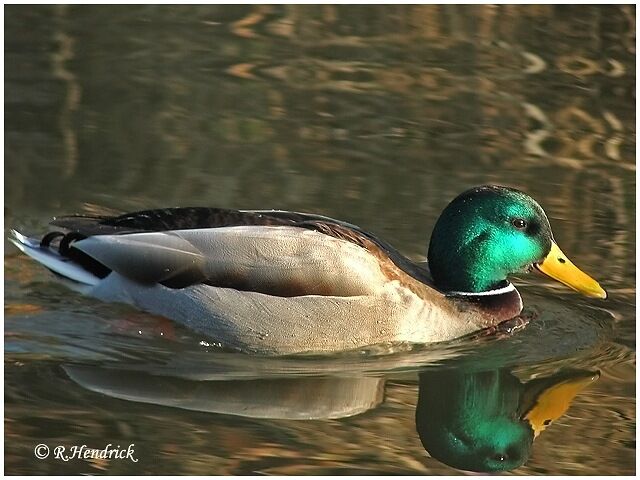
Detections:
[446, 282, 516, 297]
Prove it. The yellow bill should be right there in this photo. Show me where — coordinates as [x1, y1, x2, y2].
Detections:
[535, 242, 607, 299]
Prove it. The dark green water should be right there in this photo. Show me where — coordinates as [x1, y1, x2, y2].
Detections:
[4, 5, 635, 475]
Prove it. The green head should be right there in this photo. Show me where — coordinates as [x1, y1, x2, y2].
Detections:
[428, 185, 553, 293]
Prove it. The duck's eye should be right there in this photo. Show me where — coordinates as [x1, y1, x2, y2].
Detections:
[511, 218, 527, 230]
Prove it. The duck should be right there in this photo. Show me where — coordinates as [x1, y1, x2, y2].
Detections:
[9, 185, 606, 355]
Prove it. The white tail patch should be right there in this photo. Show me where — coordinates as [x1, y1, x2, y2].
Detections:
[9, 230, 100, 286]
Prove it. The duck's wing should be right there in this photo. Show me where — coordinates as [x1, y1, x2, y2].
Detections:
[47, 207, 435, 293]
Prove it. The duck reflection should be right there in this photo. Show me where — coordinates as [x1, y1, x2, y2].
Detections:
[416, 368, 599, 472]
[63, 363, 597, 472]
[63, 365, 384, 420]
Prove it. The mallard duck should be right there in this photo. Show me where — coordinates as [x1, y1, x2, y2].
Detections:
[10, 185, 606, 355]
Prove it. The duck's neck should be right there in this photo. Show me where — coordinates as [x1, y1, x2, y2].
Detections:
[446, 282, 524, 324]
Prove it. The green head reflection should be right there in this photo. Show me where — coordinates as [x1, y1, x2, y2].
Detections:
[416, 368, 598, 472]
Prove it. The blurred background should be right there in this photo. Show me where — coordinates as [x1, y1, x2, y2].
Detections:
[4, 4, 636, 475]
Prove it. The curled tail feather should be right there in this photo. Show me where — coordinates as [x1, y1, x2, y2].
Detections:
[9, 229, 101, 286]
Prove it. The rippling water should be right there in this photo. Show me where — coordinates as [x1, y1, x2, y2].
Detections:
[4, 5, 635, 475]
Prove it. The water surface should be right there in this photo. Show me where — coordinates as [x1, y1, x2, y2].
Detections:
[5, 5, 635, 475]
